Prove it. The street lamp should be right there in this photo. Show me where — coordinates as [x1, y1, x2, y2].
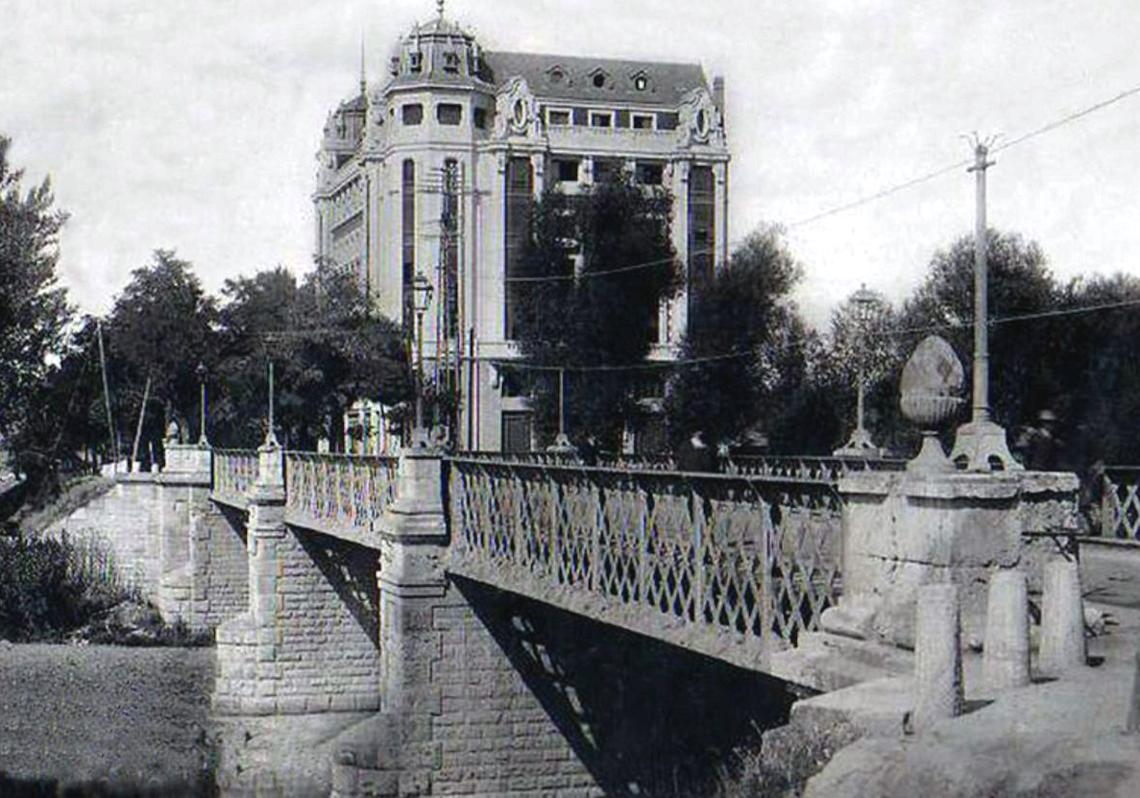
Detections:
[412, 271, 434, 447]
[195, 361, 209, 446]
[835, 284, 883, 458]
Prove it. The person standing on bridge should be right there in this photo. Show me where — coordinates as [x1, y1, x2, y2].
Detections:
[676, 430, 715, 473]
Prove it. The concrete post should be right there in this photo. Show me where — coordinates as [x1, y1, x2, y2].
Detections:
[247, 440, 287, 706]
[155, 442, 212, 627]
[983, 569, 1031, 691]
[1039, 558, 1086, 677]
[1127, 650, 1140, 733]
[912, 583, 963, 732]
[332, 445, 450, 797]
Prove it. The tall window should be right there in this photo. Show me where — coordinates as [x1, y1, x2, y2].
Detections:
[442, 159, 459, 338]
[504, 156, 533, 339]
[402, 159, 416, 336]
[687, 165, 715, 312]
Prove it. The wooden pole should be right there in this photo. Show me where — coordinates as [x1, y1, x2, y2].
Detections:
[95, 320, 119, 468]
[130, 374, 152, 470]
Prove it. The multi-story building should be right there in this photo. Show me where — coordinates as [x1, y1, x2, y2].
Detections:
[315, 6, 729, 452]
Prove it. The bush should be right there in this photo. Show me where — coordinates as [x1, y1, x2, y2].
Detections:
[0, 531, 138, 642]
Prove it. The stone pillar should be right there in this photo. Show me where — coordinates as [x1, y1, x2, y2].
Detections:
[214, 441, 286, 716]
[912, 583, 963, 731]
[1039, 558, 1087, 677]
[332, 445, 450, 797]
[983, 568, 1031, 691]
[826, 470, 1079, 649]
[156, 442, 212, 627]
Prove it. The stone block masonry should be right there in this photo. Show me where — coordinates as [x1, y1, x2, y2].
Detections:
[46, 473, 163, 594]
[214, 443, 381, 716]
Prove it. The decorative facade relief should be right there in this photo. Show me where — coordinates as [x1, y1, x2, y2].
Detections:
[676, 87, 725, 148]
[494, 77, 538, 139]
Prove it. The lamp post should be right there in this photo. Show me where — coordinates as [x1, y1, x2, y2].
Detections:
[835, 284, 882, 458]
[412, 271, 434, 447]
[195, 361, 209, 447]
[263, 360, 278, 448]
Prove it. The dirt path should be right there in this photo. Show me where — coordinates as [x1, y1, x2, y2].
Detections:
[0, 643, 214, 793]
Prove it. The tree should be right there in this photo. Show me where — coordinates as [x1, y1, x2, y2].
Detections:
[103, 250, 218, 463]
[666, 225, 815, 449]
[212, 260, 410, 449]
[897, 229, 1060, 435]
[1051, 272, 1140, 468]
[0, 135, 73, 485]
[512, 172, 679, 446]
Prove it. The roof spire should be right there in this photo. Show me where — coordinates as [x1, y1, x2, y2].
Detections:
[436, 0, 445, 18]
[359, 32, 366, 95]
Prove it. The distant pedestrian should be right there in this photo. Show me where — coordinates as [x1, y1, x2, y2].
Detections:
[1020, 409, 1063, 471]
[578, 435, 599, 467]
[675, 430, 715, 473]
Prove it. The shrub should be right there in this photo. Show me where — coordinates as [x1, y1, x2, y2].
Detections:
[0, 531, 137, 642]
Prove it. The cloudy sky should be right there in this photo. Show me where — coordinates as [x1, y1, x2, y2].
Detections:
[4, 0, 1139, 328]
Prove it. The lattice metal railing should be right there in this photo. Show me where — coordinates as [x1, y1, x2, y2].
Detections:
[725, 455, 906, 482]
[446, 457, 843, 652]
[1101, 467, 1140, 542]
[284, 451, 398, 533]
[212, 449, 258, 507]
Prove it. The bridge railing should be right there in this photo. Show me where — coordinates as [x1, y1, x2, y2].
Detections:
[212, 448, 258, 507]
[1099, 466, 1140, 543]
[458, 450, 905, 479]
[724, 454, 906, 481]
[446, 457, 843, 661]
[284, 451, 398, 534]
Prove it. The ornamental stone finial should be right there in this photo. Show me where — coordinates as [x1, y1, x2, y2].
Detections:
[437, 0, 445, 18]
[899, 334, 964, 473]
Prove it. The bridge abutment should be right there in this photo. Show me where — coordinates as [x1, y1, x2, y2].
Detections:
[157, 443, 248, 631]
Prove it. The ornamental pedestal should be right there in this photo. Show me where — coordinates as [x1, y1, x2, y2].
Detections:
[823, 469, 1079, 650]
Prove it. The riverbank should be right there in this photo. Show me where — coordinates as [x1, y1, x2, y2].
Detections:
[0, 643, 214, 794]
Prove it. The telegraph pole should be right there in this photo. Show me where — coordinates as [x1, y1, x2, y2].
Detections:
[970, 140, 993, 424]
[95, 319, 119, 470]
[949, 137, 1021, 471]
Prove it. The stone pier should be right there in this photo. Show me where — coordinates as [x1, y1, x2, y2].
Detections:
[826, 469, 1079, 650]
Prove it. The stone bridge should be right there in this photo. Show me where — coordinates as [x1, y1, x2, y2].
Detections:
[77, 440, 1083, 796]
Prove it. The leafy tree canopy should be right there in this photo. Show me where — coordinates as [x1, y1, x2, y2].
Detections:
[666, 225, 817, 449]
[512, 173, 679, 445]
[0, 136, 72, 451]
[897, 229, 1060, 432]
[212, 260, 409, 449]
[102, 249, 218, 457]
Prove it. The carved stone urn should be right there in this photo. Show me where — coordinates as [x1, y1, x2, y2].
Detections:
[899, 335, 964, 473]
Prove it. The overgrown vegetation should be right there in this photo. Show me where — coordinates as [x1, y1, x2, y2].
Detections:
[0, 530, 208, 646]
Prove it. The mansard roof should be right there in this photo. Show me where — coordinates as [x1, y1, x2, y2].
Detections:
[482, 51, 708, 107]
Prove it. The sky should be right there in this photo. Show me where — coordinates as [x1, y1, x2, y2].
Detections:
[3, 0, 1139, 330]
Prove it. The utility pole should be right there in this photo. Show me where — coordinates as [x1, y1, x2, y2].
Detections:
[95, 320, 119, 470]
[949, 136, 1021, 471]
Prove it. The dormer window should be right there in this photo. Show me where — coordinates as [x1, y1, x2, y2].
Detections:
[591, 71, 607, 88]
[443, 52, 460, 73]
[549, 67, 565, 84]
[409, 52, 423, 73]
[632, 71, 650, 92]
[389, 57, 400, 76]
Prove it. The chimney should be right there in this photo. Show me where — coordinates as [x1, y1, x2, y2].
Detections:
[712, 75, 725, 124]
